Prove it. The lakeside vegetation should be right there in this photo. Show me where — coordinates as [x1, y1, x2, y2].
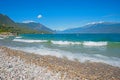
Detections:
[0, 25, 52, 35]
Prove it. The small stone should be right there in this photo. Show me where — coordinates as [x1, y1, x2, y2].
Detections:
[8, 65, 13, 68]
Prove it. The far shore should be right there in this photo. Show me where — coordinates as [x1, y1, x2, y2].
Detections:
[0, 32, 14, 38]
[0, 46, 120, 80]
[0, 32, 18, 39]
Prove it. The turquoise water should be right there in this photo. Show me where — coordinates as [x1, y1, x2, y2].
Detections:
[20, 34, 120, 42]
[0, 34, 120, 67]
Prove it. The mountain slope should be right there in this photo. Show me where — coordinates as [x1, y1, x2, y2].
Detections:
[0, 14, 11, 23]
[61, 22, 120, 33]
[17, 22, 53, 33]
[0, 14, 16, 27]
[0, 13, 53, 34]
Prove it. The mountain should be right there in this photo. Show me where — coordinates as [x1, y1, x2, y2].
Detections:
[17, 22, 53, 33]
[0, 13, 53, 34]
[61, 22, 120, 33]
[0, 14, 17, 27]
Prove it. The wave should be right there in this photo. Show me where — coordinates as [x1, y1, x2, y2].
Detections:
[52, 41, 107, 46]
[13, 39, 47, 43]
[51, 41, 81, 45]
[13, 38, 108, 46]
[9, 46, 120, 67]
[15, 36, 22, 39]
[13, 39, 82, 45]
[83, 41, 107, 46]
[0, 37, 4, 39]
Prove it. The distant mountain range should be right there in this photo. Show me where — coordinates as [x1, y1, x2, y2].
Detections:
[17, 22, 53, 33]
[0, 13, 120, 34]
[59, 22, 120, 33]
[0, 13, 53, 34]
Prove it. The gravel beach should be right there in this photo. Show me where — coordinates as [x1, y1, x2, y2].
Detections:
[0, 46, 120, 80]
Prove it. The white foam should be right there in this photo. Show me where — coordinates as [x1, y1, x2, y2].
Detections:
[83, 41, 107, 46]
[13, 38, 107, 47]
[13, 39, 82, 45]
[51, 41, 81, 45]
[13, 39, 47, 43]
[15, 36, 22, 39]
[9, 46, 120, 67]
[0, 37, 4, 39]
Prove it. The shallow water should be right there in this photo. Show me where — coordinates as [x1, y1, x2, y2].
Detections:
[0, 34, 120, 67]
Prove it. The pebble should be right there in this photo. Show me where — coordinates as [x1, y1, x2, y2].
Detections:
[0, 48, 69, 80]
[0, 47, 120, 80]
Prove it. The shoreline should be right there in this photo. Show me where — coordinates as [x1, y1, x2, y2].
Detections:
[0, 32, 15, 39]
[0, 46, 120, 80]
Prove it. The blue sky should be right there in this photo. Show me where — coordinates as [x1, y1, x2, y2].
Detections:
[0, 0, 120, 30]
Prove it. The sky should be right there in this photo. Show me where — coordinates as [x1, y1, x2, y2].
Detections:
[0, 0, 120, 30]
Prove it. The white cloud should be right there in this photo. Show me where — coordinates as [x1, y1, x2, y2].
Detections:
[22, 20, 35, 23]
[37, 14, 42, 19]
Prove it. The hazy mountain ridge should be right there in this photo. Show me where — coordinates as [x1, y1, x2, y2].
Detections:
[0, 13, 53, 34]
[1, 13, 120, 34]
[17, 22, 53, 33]
[60, 22, 120, 33]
